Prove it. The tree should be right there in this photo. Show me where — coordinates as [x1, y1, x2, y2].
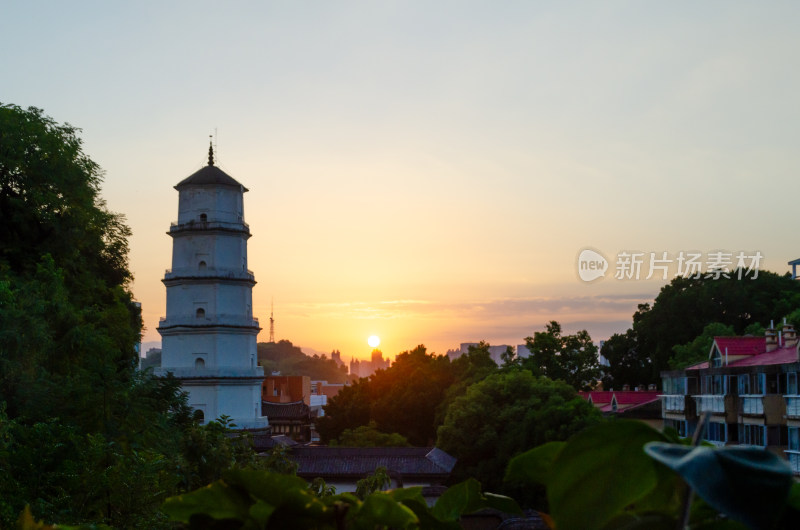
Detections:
[332, 421, 410, 447]
[0, 104, 214, 528]
[437, 370, 601, 495]
[522, 321, 600, 390]
[669, 322, 735, 369]
[600, 329, 652, 390]
[257, 340, 350, 383]
[435, 341, 499, 425]
[318, 344, 503, 446]
[316, 378, 372, 444]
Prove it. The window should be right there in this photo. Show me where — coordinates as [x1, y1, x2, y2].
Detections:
[753, 373, 766, 395]
[198, 260, 207, 270]
[711, 347, 723, 368]
[195, 409, 205, 423]
[789, 427, 800, 451]
[196, 308, 205, 318]
[788, 373, 798, 395]
[664, 419, 688, 437]
[195, 358, 205, 369]
[200, 213, 207, 222]
[663, 377, 687, 394]
[702, 375, 726, 395]
[738, 424, 766, 447]
[705, 422, 727, 443]
[738, 375, 750, 395]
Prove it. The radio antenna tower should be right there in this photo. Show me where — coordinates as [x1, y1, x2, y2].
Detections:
[269, 298, 275, 343]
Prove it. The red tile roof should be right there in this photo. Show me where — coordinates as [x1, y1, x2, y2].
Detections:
[579, 391, 613, 404]
[579, 390, 660, 413]
[726, 346, 798, 366]
[687, 337, 799, 369]
[713, 337, 765, 357]
[613, 391, 661, 405]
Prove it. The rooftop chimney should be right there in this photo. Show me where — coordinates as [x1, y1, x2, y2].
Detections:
[783, 319, 798, 348]
[622, 384, 630, 391]
[766, 321, 778, 352]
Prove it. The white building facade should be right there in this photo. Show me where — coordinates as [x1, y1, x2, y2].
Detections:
[156, 146, 268, 430]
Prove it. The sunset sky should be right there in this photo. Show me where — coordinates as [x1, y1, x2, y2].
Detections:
[3, 2, 800, 360]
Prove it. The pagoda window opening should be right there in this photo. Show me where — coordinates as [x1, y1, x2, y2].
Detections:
[196, 308, 205, 319]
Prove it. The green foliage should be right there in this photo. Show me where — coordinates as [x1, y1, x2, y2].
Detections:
[506, 420, 799, 530]
[430, 478, 521, 522]
[257, 340, 350, 383]
[368, 346, 458, 445]
[437, 370, 601, 495]
[161, 469, 521, 529]
[522, 321, 601, 390]
[309, 478, 337, 498]
[333, 421, 411, 447]
[670, 322, 735, 369]
[260, 445, 299, 476]
[318, 343, 504, 447]
[179, 417, 267, 491]
[355, 466, 391, 499]
[0, 104, 268, 528]
[600, 329, 652, 391]
[435, 342, 500, 424]
[316, 378, 372, 444]
[318, 345, 461, 446]
[0, 105, 198, 528]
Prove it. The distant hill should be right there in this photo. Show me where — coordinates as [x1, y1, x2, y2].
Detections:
[257, 340, 351, 383]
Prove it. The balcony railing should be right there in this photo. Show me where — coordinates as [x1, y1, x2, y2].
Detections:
[740, 395, 764, 415]
[164, 267, 255, 281]
[785, 396, 800, 418]
[169, 219, 249, 233]
[661, 395, 686, 412]
[158, 314, 260, 328]
[786, 450, 800, 475]
[693, 395, 725, 414]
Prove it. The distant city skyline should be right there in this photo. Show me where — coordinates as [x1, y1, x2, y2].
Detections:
[3, 2, 799, 359]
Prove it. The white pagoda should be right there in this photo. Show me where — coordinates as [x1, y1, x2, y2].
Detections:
[156, 144, 268, 430]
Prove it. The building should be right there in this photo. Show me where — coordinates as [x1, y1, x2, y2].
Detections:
[660, 321, 800, 473]
[155, 144, 268, 430]
[330, 350, 345, 369]
[350, 349, 390, 378]
[287, 446, 456, 497]
[263, 375, 311, 404]
[261, 400, 312, 442]
[311, 380, 345, 400]
[516, 344, 532, 360]
[140, 347, 162, 370]
[449, 343, 513, 365]
[579, 388, 662, 429]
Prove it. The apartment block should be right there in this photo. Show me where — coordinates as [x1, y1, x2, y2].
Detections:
[660, 322, 800, 473]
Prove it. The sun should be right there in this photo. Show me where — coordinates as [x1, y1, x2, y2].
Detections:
[367, 335, 380, 348]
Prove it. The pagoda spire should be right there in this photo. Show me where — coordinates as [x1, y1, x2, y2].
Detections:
[208, 136, 214, 166]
